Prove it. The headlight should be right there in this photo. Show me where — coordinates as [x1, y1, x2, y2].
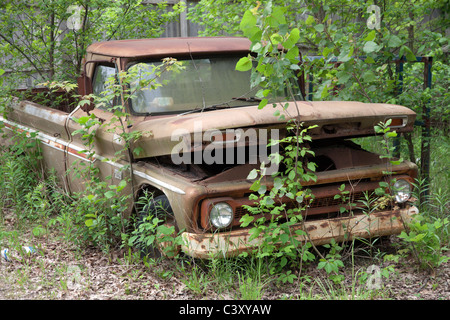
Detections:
[210, 202, 233, 229]
[393, 179, 411, 203]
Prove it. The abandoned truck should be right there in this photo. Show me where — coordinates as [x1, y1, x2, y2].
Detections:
[0, 37, 419, 258]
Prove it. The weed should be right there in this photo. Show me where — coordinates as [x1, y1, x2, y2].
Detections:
[180, 264, 209, 295]
[317, 240, 345, 284]
[237, 272, 266, 300]
[398, 215, 449, 272]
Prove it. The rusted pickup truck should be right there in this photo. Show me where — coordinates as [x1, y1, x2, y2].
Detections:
[1, 37, 418, 258]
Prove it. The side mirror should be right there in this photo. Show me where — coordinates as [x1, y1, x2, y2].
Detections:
[77, 73, 95, 114]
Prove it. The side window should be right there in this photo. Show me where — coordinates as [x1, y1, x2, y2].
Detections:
[92, 65, 117, 110]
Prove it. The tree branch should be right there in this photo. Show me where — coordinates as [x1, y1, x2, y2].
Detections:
[0, 33, 45, 79]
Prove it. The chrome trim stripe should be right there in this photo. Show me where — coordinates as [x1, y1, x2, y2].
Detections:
[132, 170, 186, 195]
[1, 116, 68, 146]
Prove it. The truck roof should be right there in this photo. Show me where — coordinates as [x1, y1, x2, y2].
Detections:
[86, 37, 252, 58]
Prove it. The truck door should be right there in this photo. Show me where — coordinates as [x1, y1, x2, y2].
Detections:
[65, 63, 130, 193]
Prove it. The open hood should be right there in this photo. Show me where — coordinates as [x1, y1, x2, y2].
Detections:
[130, 100, 416, 159]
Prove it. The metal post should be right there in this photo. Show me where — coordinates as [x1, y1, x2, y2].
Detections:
[393, 58, 404, 158]
[308, 73, 313, 101]
[420, 57, 432, 201]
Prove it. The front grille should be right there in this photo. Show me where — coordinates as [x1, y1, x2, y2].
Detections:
[234, 189, 379, 223]
[310, 190, 369, 208]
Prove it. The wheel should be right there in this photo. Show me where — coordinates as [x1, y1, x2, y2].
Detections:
[136, 194, 179, 259]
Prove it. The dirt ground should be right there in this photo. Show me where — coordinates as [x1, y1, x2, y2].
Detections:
[0, 226, 449, 301]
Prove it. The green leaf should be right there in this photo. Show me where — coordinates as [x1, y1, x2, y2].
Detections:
[271, 6, 287, 25]
[283, 28, 300, 49]
[314, 24, 324, 33]
[240, 10, 257, 35]
[318, 260, 326, 270]
[247, 168, 258, 180]
[258, 98, 268, 109]
[305, 15, 315, 25]
[285, 46, 299, 62]
[251, 42, 262, 52]
[400, 46, 416, 62]
[374, 125, 382, 133]
[410, 233, 426, 242]
[257, 184, 267, 195]
[248, 227, 262, 242]
[337, 46, 353, 62]
[387, 35, 403, 48]
[104, 191, 116, 199]
[273, 177, 283, 190]
[280, 233, 290, 244]
[157, 224, 174, 236]
[236, 56, 253, 72]
[270, 33, 283, 45]
[386, 131, 397, 138]
[288, 169, 296, 181]
[146, 235, 156, 246]
[264, 196, 275, 206]
[75, 116, 91, 125]
[240, 214, 255, 228]
[117, 179, 127, 191]
[322, 47, 332, 58]
[362, 70, 376, 82]
[375, 187, 386, 196]
[133, 146, 144, 156]
[315, 81, 331, 99]
[239, 11, 261, 42]
[363, 41, 381, 53]
[336, 70, 352, 85]
[364, 56, 376, 64]
[365, 30, 376, 41]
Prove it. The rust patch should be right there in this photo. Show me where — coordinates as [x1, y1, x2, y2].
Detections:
[320, 222, 329, 229]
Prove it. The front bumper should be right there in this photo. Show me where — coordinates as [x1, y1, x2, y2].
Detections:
[181, 205, 419, 259]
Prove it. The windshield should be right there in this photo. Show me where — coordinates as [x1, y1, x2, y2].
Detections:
[128, 56, 302, 115]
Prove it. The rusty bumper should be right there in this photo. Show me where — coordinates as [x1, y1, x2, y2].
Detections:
[181, 206, 418, 259]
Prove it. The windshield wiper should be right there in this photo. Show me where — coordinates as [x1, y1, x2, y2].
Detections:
[177, 104, 232, 116]
[232, 97, 261, 103]
[177, 97, 261, 116]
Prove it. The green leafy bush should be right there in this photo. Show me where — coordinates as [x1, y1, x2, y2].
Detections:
[398, 215, 449, 271]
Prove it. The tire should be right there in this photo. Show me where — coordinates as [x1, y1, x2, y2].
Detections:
[136, 195, 178, 259]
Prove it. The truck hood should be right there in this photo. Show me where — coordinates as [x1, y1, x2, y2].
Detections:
[131, 100, 416, 158]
